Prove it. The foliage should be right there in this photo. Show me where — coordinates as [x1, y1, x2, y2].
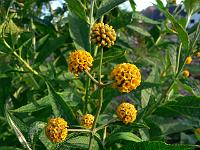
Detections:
[0, 0, 200, 149]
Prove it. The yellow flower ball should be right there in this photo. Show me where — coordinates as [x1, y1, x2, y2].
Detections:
[111, 63, 141, 93]
[195, 128, 200, 141]
[197, 52, 200, 58]
[68, 50, 93, 75]
[45, 118, 68, 143]
[172, 0, 176, 4]
[116, 102, 137, 124]
[80, 114, 94, 129]
[195, 128, 200, 135]
[183, 69, 190, 77]
[91, 22, 116, 48]
[185, 56, 192, 64]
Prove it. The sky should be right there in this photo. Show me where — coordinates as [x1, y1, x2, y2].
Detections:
[50, 0, 183, 11]
[120, 0, 183, 11]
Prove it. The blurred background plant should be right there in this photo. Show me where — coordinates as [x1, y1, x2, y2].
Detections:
[0, 0, 200, 149]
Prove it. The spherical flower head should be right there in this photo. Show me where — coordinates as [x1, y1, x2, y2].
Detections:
[80, 114, 94, 129]
[197, 52, 200, 58]
[183, 69, 190, 77]
[45, 118, 68, 143]
[110, 63, 141, 93]
[195, 128, 200, 135]
[68, 50, 93, 75]
[186, 56, 192, 64]
[195, 128, 200, 141]
[172, 0, 176, 4]
[116, 102, 137, 124]
[91, 22, 116, 48]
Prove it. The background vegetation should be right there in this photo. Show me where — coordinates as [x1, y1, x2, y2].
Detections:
[0, 0, 200, 149]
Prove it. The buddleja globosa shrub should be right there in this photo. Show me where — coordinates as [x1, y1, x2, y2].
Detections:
[0, 0, 200, 150]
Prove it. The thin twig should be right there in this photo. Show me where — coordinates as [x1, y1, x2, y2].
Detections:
[68, 129, 91, 132]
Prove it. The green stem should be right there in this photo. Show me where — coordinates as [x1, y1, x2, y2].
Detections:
[84, 77, 91, 114]
[98, 48, 103, 83]
[89, 0, 94, 26]
[191, 22, 200, 49]
[84, 0, 95, 113]
[102, 126, 107, 146]
[88, 48, 104, 150]
[85, 70, 102, 86]
[68, 129, 91, 132]
[13, 51, 39, 76]
[95, 118, 117, 132]
[185, 13, 192, 29]
[89, 0, 95, 53]
[31, 18, 36, 51]
[93, 46, 98, 57]
[175, 43, 182, 74]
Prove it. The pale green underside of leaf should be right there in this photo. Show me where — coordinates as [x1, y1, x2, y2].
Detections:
[157, 96, 200, 118]
[127, 25, 151, 36]
[105, 132, 142, 147]
[132, 13, 160, 25]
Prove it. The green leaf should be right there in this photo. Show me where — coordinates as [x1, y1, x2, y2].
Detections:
[127, 25, 151, 36]
[156, 96, 200, 118]
[11, 95, 50, 113]
[29, 121, 46, 146]
[0, 77, 11, 107]
[5, 111, 31, 150]
[137, 82, 160, 90]
[155, 0, 189, 51]
[68, 12, 90, 51]
[93, 47, 126, 69]
[184, 0, 200, 15]
[132, 13, 160, 25]
[35, 36, 66, 65]
[122, 141, 199, 150]
[36, 34, 49, 51]
[129, 0, 136, 12]
[11, 90, 81, 113]
[0, 38, 12, 54]
[60, 135, 99, 150]
[67, 0, 87, 22]
[146, 116, 193, 136]
[99, 87, 120, 113]
[6, 112, 28, 133]
[47, 83, 78, 125]
[105, 132, 142, 147]
[39, 129, 56, 150]
[0, 147, 22, 150]
[96, 0, 127, 20]
[177, 79, 200, 96]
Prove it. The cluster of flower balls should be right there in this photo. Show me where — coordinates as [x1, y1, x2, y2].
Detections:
[183, 54, 198, 77]
[182, 51, 200, 77]
[46, 102, 137, 143]
[183, 56, 192, 77]
[46, 22, 141, 143]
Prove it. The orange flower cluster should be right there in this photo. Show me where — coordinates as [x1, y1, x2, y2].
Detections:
[45, 118, 68, 143]
[80, 114, 94, 129]
[111, 63, 141, 93]
[185, 56, 192, 64]
[183, 56, 193, 78]
[68, 50, 93, 75]
[116, 102, 137, 124]
[183, 69, 190, 77]
[91, 22, 116, 48]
